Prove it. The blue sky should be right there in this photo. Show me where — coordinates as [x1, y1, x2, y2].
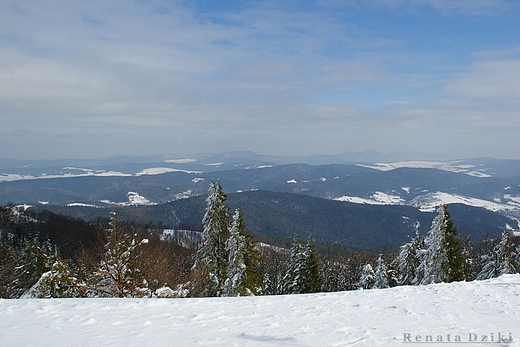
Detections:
[1, 0, 519, 159]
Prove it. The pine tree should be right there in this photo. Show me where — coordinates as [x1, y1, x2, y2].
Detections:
[359, 263, 375, 290]
[415, 205, 464, 285]
[374, 254, 389, 289]
[223, 208, 261, 296]
[194, 181, 232, 296]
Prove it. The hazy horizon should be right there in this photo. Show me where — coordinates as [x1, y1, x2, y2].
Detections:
[1, 1, 519, 160]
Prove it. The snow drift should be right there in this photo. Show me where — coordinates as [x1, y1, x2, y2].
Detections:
[1, 275, 519, 346]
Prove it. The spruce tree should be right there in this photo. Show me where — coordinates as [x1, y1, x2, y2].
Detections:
[91, 213, 150, 298]
[303, 238, 322, 293]
[497, 230, 518, 275]
[194, 181, 232, 296]
[442, 205, 465, 282]
[22, 255, 85, 298]
[223, 208, 261, 296]
[416, 205, 464, 285]
[359, 263, 375, 290]
[14, 237, 52, 296]
[374, 254, 389, 289]
[477, 230, 518, 280]
[397, 232, 421, 285]
[282, 238, 303, 294]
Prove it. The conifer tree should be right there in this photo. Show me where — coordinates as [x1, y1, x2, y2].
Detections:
[223, 208, 261, 296]
[91, 213, 150, 297]
[359, 263, 375, 290]
[477, 230, 518, 280]
[303, 237, 322, 293]
[22, 255, 85, 298]
[497, 230, 518, 275]
[14, 237, 52, 296]
[374, 254, 389, 289]
[194, 181, 232, 296]
[415, 205, 464, 285]
[281, 237, 322, 294]
[282, 238, 306, 294]
[397, 232, 421, 285]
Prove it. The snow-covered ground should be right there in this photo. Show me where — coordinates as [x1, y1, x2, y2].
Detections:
[1, 275, 519, 346]
[410, 192, 520, 213]
[335, 192, 405, 205]
[358, 161, 492, 177]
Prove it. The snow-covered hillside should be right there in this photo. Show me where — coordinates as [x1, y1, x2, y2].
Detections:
[1, 275, 519, 346]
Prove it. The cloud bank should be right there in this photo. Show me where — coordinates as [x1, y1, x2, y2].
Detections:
[0, 0, 519, 159]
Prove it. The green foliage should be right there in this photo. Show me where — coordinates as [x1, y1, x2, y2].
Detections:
[14, 238, 52, 296]
[24, 257, 85, 298]
[282, 237, 322, 294]
[359, 263, 375, 290]
[194, 181, 232, 296]
[441, 206, 465, 282]
[223, 208, 262, 296]
[304, 238, 322, 293]
[91, 213, 150, 298]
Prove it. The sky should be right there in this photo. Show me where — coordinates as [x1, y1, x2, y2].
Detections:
[1, 0, 519, 160]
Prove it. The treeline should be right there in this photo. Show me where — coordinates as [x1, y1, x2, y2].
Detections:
[1, 182, 519, 298]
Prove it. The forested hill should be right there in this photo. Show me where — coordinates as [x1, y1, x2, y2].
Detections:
[31, 190, 516, 251]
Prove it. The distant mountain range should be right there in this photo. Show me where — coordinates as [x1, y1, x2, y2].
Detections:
[2, 151, 520, 250]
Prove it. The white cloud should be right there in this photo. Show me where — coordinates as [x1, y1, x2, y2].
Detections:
[322, 0, 513, 16]
[1, 1, 519, 159]
[445, 59, 520, 104]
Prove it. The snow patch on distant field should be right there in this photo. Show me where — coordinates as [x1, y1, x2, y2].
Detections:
[127, 192, 155, 205]
[66, 203, 102, 208]
[505, 194, 520, 205]
[358, 161, 492, 177]
[287, 179, 298, 184]
[335, 192, 405, 205]
[411, 192, 520, 213]
[164, 158, 196, 164]
[192, 178, 205, 183]
[136, 167, 200, 175]
[1, 275, 519, 347]
[172, 190, 193, 200]
[99, 192, 156, 206]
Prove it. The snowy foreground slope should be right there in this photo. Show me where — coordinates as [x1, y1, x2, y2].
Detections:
[1, 276, 519, 347]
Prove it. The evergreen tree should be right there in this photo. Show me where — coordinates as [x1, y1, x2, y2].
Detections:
[359, 263, 375, 290]
[477, 230, 518, 280]
[415, 205, 464, 285]
[13, 237, 52, 296]
[397, 232, 421, 285]
[91, 213, 150, 298]
[282, 238, 306, 294]
[460, 235, 478, 281]
[281, 237, 322, 294]
[194, 181, 232, 296]
[22, 255, 85, 298]
[303, 237, 322, 293]
[223, 208, 261, 296]
[374, 254, 389, 289]
[497, 230, 518, 275]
